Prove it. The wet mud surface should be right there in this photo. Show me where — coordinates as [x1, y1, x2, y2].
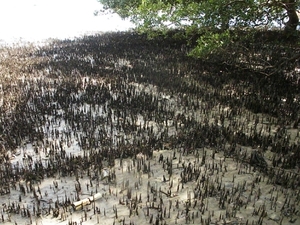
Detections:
[0, 32, 299, 224]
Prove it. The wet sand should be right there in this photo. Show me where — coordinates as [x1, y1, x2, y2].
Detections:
[0, 32, 299, 225]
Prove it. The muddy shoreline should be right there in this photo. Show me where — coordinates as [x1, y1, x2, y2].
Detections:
[0, 32, 299, 224]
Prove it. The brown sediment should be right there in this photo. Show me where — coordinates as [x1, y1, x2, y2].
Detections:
[0, 32, 299, 224]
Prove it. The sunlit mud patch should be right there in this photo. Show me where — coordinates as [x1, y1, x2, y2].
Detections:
[114, 58, 133, 70]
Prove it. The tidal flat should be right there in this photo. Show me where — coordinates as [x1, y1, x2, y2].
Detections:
[0, 32, 299, 225]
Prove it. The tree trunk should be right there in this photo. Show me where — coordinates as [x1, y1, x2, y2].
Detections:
[283, 0, 299, 33]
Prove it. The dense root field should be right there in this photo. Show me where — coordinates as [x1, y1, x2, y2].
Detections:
[0, 32, 299, 225]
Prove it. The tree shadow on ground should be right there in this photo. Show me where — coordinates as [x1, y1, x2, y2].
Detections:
[28, 31, 299, 124]
[0, 31, 299, 152]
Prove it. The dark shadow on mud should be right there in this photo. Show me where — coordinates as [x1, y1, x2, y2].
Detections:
[29, 31, 299, 123]
[0, 31, 299, 193]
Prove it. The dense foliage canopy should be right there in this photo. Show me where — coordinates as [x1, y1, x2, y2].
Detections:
[98, 0, 299, 77]
[99, 0, 299, 58]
